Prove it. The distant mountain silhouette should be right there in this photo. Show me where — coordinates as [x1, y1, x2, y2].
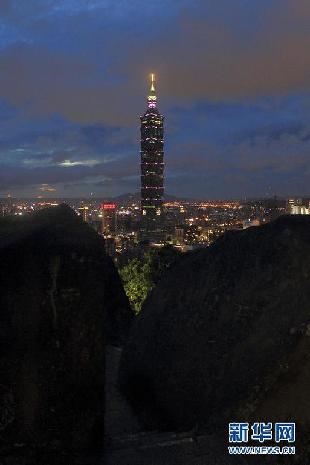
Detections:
[106, 192, 192, 204]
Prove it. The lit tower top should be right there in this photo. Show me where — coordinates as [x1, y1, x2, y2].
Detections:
[147, 73, 157, 109]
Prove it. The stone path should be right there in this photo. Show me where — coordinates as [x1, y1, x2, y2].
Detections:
[104, 345, 142, 440]
[102, 346, 240, 465]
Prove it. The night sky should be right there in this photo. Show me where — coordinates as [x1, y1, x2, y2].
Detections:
[0, 0, 309, 199]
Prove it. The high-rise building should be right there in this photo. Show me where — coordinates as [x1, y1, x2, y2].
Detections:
[140, 74, 165, 242]
[287, 198, 310, 215]
[101, 203, 117, 235]
[78, 206, 89, 222]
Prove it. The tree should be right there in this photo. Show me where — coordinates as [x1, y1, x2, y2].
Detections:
[119, 245, 181, 314]
[119, 258, 152, 315]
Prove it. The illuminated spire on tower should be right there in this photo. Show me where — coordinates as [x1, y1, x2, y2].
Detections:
[147, 73, 157, 108]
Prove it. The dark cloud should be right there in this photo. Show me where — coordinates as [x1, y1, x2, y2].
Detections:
[0, 0, 309, 197]
[0, 0, 309, 124]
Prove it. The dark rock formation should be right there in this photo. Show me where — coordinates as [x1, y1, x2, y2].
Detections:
[119, 215, 310, 435]
[0, 205, 132, 463]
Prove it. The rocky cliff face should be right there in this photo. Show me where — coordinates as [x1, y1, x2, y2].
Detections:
[119, 215, 310, 437]
[0, 205, 132, 463]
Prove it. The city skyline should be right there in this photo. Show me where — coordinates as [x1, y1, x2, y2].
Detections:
[0, 1, 309, 199]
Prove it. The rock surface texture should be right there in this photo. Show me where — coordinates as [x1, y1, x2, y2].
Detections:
[119, 214, 310, 448]
[0, 205, 132, 464]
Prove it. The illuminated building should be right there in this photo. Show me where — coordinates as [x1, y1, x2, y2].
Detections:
[287, 198, 295, 213]
[288, 198, 309, 215]
[291, 205, 309, 215]
[174, 227, 184, 244]
[78, 206, 89, 222]
[243, 218, 260, 229]
[101, 203, 117, 235]
[140, 73, 164, 241]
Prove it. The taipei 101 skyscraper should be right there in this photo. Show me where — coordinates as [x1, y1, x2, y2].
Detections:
[140, 74, 165, 241]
